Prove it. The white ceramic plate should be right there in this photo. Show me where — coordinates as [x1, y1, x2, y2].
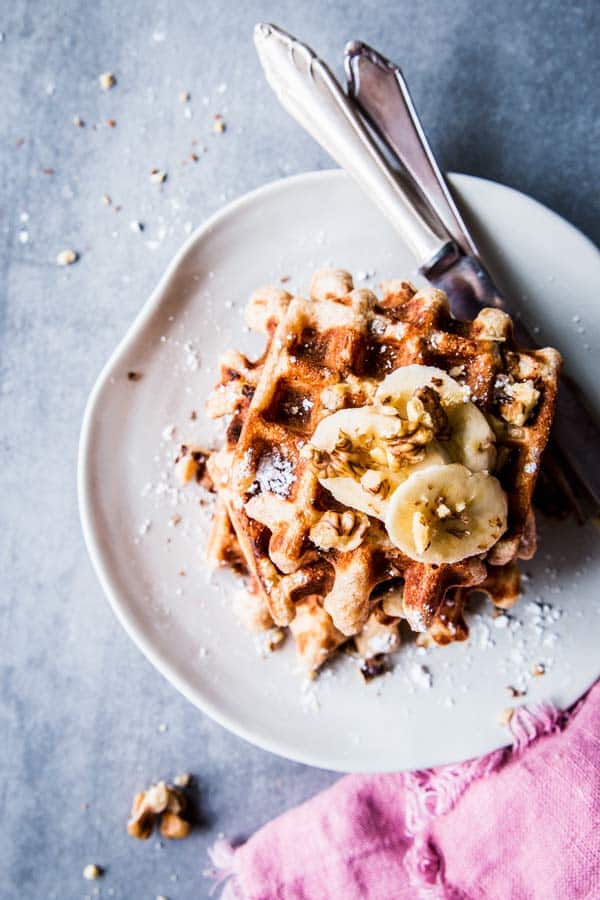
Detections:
[79, 170, 600, 773]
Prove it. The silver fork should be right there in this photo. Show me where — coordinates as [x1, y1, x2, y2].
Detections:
[254, 23, 600, 516]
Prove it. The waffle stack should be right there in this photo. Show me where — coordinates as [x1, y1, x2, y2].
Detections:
[200, 269, 561, 677]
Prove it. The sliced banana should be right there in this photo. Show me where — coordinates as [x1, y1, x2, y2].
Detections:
[310, 406, 448, 519]
[444, 403, 496, 473]
[319, 442, 449, 519]
[375, 364, 496, 472]
[376, 365, 467, 411]
[385, 463, 507, 564]
[311, 405, 402, 451]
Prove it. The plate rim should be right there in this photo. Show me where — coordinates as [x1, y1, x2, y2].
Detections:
[78, 168, 600, 773]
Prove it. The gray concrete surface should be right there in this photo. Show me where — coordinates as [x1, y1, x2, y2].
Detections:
[1, 1, 598, 897]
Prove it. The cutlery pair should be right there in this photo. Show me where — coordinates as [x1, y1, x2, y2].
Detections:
[254, 23, 600, 517]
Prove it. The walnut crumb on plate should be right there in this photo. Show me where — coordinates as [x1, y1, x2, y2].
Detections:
[99, 72, 116, 90]
[56, 249, 78, 266]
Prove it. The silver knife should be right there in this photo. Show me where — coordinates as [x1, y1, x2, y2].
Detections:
[254, 23, 600, 513]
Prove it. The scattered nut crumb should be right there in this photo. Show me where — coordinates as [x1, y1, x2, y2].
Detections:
[177, 455, 199, 484]
[101, 194, 112, 206]
[99, 72, 116, 90]
[56, 249, 78, 266]
[498, 707, 514, 726]
[189, 152, 199, 162]
[73, 115, 85, 127]
[266, 628, 286, 652]
[42, 167, 55, 175]
[190, 410, 198, 420]
[507, 685, 526, 698]
[173, 772, 191, 788]
[213, 119, 226, 133]
[83, 864, 102, 880]
[168, 514, 181, 528]
[150, 168, 167, 184]
[107, 118, 117, 128]
[532, 663, 546, 677]
[360, 655, 390, 682]
[127, 371, 142, 381]
[178, 90, 190, 103]
[280, 275, 291, 283]
[175, 445, 210, 487]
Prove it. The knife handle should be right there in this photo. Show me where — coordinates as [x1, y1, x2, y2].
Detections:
[254, 23, 455, 268]
[345, 40, 479, 259]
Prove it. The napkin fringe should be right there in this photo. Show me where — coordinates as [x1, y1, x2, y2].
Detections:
[402, 701, 564, 897]
[204, 838, 244, 898]
[206, 700, 569, 899]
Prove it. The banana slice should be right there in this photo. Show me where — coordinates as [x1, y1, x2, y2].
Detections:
[375, 365, 496, 472]
[376, 365, 467, 411]
[310, 406, 448, 519]
[444, 403, 496, 473]
[385, 463, 507, 564]
[311, 405, 402, 450]
[320, 442, 449, 519]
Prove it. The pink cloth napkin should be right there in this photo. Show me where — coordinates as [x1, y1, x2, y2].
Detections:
[207, 681, 600, 899]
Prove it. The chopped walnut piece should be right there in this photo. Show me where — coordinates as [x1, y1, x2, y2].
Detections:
[83, 864, 102, 880]
[498, 707, 515, 727]
[474, 308, 512, 341]
[56, 249, 78, 266]
[177, 456, 199, 484]
[496, 377, 540, 427]
[99, 72, 116, 90]
[507, 685, 527, 698]
[532, 663, 546, 677]
[360, 469, 390, 498]
[175, 445, 212, 488]
[173, 772, 191, 788]
[409, 385, 450, 439]
[150, 168, 167, 184]
[160, 811, 191, 839]
[360, 654, 389, 681]
[127, 781, 191, 841]
[309, 509, 369, 552]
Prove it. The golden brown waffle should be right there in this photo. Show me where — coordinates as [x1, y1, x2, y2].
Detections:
[207, 463, 401, 674]
[203, 269, 560, 674]
[206, 496, 248, 575]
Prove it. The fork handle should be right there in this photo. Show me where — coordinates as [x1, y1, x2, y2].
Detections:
[254, 23, 456, 268]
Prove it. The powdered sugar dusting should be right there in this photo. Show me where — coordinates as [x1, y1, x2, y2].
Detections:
[254, 449, 296, 497]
